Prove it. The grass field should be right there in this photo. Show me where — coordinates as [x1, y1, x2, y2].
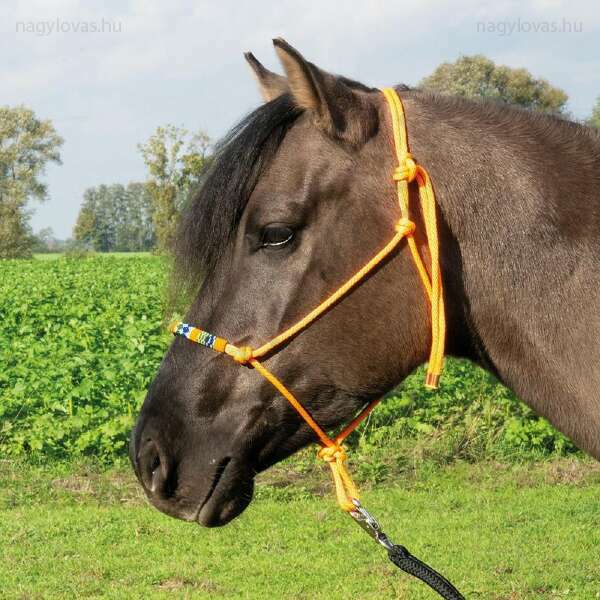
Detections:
[1, 458, 599, 599]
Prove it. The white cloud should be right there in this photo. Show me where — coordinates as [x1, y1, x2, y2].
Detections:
[0, 0, 596, 237]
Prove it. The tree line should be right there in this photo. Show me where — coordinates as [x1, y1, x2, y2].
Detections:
[73, 183, 155, 252]
[2, 55, 599, 258]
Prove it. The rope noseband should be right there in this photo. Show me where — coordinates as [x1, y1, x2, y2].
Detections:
[170, 89, 464, 599]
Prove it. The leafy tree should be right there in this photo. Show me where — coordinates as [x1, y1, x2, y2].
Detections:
[119, 182, 156, 251]
[74, 186, 111, 251]
[588, 96, 600, 128]
[420, 55, 568, 114]
[138, 125, 210, 252]
[0, 203, 34, 258]
[73, 195, 97, 248]
[0, 105, 63, 258]
[91, 186, 117, 252]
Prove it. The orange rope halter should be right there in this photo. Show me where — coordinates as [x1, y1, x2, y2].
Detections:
[170, 87, 445, 513]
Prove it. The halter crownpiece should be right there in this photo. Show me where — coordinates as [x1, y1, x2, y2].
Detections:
[170, 87, 446, 512]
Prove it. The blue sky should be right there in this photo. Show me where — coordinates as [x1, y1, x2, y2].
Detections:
[2, 0, 599, 238]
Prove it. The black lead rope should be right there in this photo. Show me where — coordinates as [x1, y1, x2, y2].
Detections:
[350, 499, 465, 599]
[388, 544, 465, 600]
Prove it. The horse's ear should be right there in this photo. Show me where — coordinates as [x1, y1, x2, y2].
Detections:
[244, 52, 289, 102]
[272, 38, 378, 145]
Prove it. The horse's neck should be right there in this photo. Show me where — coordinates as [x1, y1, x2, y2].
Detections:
[404, 93, 600, 459]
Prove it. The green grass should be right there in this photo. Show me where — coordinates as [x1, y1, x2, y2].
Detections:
[33, 252, 152, 260]
[1, 459, 598, 599]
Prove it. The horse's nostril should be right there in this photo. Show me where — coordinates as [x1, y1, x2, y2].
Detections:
[150, 457, 162, 493]
[150, 453, 160, 473]
[138, 439, 166, 495]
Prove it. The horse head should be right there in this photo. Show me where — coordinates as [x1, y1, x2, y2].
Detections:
[130, 40, 445, 526]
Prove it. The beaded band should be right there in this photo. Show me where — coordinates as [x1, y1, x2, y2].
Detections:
[170, 322, 228, 353]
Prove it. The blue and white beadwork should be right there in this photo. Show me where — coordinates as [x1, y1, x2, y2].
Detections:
[172, 321, 221, 351]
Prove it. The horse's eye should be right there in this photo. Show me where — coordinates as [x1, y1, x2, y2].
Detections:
[261, 225, 294, 248]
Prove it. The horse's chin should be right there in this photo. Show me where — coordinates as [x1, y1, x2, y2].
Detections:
[139, 456, 256, 528]
[195, 457, 255, 528]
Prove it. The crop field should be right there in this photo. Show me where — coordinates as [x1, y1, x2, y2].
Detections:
[0, 255, 168, 461]
[1, 255, 599, 599]
[0, 255, 578, 464]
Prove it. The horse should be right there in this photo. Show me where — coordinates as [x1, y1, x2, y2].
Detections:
[130, 38, 600, 528]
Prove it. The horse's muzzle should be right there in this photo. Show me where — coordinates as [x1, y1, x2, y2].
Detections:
[129, 418, 254, 527]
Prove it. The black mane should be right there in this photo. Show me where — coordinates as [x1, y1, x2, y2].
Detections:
[173, 94, 302, 300]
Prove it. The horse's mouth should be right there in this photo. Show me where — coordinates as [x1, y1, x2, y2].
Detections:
[195, 456, 255, 527]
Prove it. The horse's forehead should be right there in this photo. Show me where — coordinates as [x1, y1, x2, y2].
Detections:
[255, 118, 352, 193]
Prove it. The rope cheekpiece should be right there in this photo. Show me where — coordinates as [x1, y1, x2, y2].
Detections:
[170, 88, 446, 514]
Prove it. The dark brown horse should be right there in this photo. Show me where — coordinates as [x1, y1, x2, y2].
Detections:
[130, 39, 600, 528]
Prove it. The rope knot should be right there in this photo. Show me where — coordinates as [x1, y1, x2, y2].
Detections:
[318, 445, 346, 464]
[395, 218, 415, 236]
[392, 154, 418, 183]
[229, 345, 254, 365]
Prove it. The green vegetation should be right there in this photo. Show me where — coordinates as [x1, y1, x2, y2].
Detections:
[0, 105, 63, 258]
[0, 255, 168, 461]
[1, 459, 598, 598]
[0, 255, 577, 466]
[420, 55, 568, 114]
